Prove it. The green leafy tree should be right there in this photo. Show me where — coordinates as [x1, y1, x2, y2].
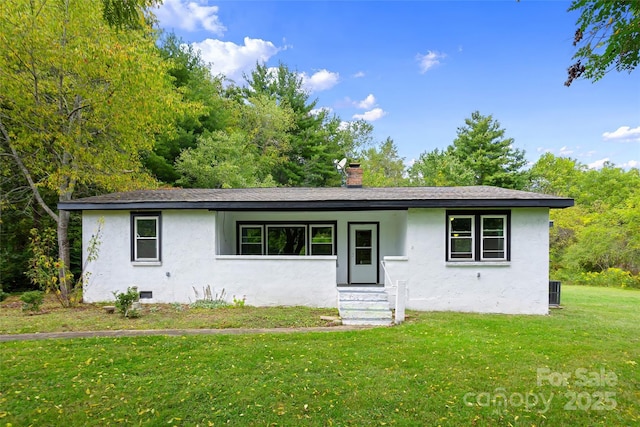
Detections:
[528, 153, 586, 196]
[244, 63, 343, 187]
[577, 163, 640, 207]
[563, 194, 640, 274]
[450, 111, 529, 189]
[566, 0, 640, 86]
[357, 138, 407, 187]
[176, 94, 294, 188]
[408, 148, 475, 186]
[531, 152, 640, 284]
[0, 0, 182, 305]
[144, 33, 230, 184]
[101, 0, 157, 30]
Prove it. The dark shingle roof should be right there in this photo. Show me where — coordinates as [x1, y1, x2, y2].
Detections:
[58, 186, 574, 211]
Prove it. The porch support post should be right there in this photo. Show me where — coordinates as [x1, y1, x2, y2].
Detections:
[395, 280, 407, 324]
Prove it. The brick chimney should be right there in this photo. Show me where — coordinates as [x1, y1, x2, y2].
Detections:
[346, 162, 363, 188]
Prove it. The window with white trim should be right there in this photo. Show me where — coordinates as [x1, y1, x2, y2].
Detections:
[449, 215, 475, 260]
[481, 215, 507, 260]
[237, 222, 335, 256]
[310, 225, 334, 255]
[447, 211, 509, 262]
[132, 213, 161, 262]
[240, 225, 263, 255]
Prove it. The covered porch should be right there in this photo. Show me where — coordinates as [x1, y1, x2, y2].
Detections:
[213, 209, 408, 287]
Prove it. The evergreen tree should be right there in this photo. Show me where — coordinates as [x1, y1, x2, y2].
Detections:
[450, 111, 528, 189]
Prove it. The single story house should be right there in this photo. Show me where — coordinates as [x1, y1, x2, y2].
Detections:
[58, 164, 573, 321]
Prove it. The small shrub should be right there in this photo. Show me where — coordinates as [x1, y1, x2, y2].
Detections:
[20, 290, 44, 312]
[575, 268, 640, 289]
[0, 285, 8, 302]
[233, 295, 246, 308]
[127, 308, 141, 318]
[171, 303, 185, 312]
[113, 287, 140, 318]
[190, 286, 230, 309]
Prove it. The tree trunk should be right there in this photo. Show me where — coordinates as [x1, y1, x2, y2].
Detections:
[57, 205, 71, 304]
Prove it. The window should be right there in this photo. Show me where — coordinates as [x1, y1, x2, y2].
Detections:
[237, 222, 335, 256]
[267, 225, 306, 255]
[132, 213, 161, 262]
[449, 215, 474, 260]
[240, 226, 263, 255]
[447, 211, 509, 262]
[354, 229, 373, 265]
[310, 225, 334, 255]
[481, 215, 507, 260]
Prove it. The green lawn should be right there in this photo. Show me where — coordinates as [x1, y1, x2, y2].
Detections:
[1, 285, 638, 426]
[0, 297, 340, 334]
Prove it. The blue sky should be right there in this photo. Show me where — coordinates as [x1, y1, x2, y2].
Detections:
[155, 0, 640, 169]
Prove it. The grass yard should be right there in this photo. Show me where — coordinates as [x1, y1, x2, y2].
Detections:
[1, 285, 639, 426]
[0, 297, 340, 334]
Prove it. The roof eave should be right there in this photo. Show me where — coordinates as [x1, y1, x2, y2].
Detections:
[57, 198, 574, 211]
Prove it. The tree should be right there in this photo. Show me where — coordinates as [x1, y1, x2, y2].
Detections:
[358, 138, 407, 187]
[0, 0, 182, 304]
[244, 63, 344, 187]
[175, 94, 294, 188]
[408, 149, 475, 186]
[530, 153, 640, 283]
[101, 0, 157, 30]
[450, 111, 529, 189]
[566, 0, 640, 86]
[528, 153, 586, 196]
[144, 33, 230, 184]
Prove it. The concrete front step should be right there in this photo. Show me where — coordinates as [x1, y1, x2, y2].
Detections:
[342, 318, 392, 326]
[337, 287, 388, 302]
[337, 286, 392, 326]
[338, 301, 390, 310]
[339, 309, 392, 320]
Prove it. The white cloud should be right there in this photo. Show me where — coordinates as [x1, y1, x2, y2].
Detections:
[559, 146, 574, 155]
[416, 50, 446, 73]
[588, 158, 610, 169]
[310, 107, 333, 116]
[300, 69, 340, 93]
[357, 94, 376, 109]
[602, 126, 640, 142]
[620, 160, 639, 169]
[353, 71, 365, 78]
[192, 37, 281, 82]
[352, 108, 387, 122]
[338, 121, 350, 131]
[156, 0, 226, 35]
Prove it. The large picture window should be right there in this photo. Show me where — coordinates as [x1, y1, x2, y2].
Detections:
[447, 211, 509, 262]
[237, 222, 335, 256]
[267, 225, 306, 255]
[132, 213, 161, 262]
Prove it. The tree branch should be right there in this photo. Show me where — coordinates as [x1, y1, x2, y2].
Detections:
[0, 119, 59, 223]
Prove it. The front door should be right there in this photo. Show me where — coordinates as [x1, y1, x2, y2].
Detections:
[348, 223, 379, 284]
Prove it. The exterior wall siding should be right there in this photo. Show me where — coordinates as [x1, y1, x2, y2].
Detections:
[390, 207, 549, 315]
[82, 209, 407, 307]
[83, 210, 217, 304]
[82, 207, 550, 313]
